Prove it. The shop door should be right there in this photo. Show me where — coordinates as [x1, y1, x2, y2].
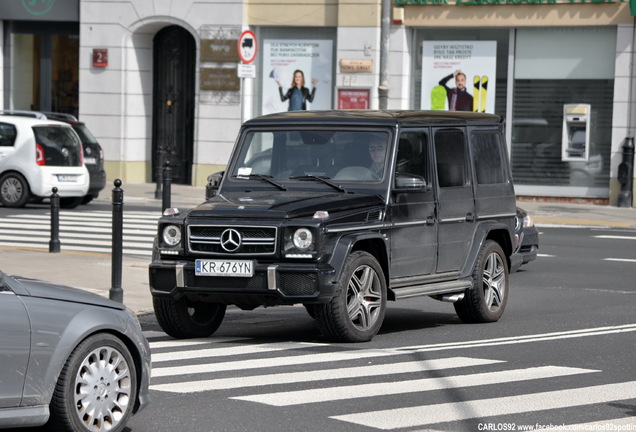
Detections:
[152, 26, 195, 184]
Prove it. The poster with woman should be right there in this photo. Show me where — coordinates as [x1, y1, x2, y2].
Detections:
[261, 39, 333, 114]
[421, 41, 497, 114]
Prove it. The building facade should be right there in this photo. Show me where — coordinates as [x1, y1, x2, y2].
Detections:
[2, 0, 635, 206]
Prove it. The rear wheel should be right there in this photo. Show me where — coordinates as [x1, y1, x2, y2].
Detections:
[0, 172, 30, 207]
[60, 196, 83, 209]
[316, 251, 386, 342]
[454, 240, 509, 323]
[153, 296, 226, 339]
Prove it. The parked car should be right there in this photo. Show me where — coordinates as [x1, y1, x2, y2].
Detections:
[0, 110, 106, 204]
[0, 114, 89, 208]
[42, 112, 106, 204]
[152, 110, 517, 343]
[0, 269, 150, 431]
[510, 206, 539, 272]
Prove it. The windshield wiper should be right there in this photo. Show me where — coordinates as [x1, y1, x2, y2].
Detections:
[234, 173, 287, 190]
[288, 175, 347, 193]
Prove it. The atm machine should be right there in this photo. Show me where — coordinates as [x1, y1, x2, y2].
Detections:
[562, 104, 591, 162]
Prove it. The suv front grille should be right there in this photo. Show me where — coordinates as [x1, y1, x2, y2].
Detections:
[188, 225, 277, 255]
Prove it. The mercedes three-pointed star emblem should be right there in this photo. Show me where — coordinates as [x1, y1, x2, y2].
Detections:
[220, 228, 242, 252]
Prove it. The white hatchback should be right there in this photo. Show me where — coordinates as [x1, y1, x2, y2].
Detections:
[0, 116, 89, 208]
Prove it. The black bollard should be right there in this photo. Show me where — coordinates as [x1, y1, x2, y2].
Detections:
[49, 187, 61, 253]
[109, 179, 124, 303]
[617, 137, 634, 208]
[162, 160, 172, 212]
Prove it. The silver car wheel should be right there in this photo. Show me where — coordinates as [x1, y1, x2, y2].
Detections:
[73, 345, 133, 431]
[347, 264, 383, 331]
[1, 176, 22, 203]
[482, 251, 506, 312]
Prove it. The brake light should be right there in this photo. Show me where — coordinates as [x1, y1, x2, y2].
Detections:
[36, 143, 45, 166]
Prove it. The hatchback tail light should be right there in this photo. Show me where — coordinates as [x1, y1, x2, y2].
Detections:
[36, 143, 45, 166]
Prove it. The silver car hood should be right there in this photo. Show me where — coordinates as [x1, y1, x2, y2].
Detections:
[3, 272, 125, 310]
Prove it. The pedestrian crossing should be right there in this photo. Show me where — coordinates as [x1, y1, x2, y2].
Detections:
[145, 327, 636, 431]
[0, 209, 158, 256]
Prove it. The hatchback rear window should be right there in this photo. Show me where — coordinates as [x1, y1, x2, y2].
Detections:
[33, 125, 83, 167]
[71, 123, 99, 145]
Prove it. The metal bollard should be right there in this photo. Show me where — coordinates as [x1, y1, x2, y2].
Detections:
[49, 187, 61, 253]
[109, 179, 124, 303]
[162, 160, 172, 212]
[617, 137, 634, 208]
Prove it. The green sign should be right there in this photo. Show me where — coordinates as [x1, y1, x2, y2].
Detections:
[22, 0, 56, 16]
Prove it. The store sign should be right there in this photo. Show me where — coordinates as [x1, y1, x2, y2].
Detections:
[200, 68, 240, 91]
[0, 0, 79, 21]
[201, 39, 240, 63]
[396, 0, 624, 5]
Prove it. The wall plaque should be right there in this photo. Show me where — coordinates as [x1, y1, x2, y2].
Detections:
[200, 68, 240, 91]
[201, 39, 240, 62]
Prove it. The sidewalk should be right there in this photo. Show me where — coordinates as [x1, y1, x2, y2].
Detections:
[1, 182, 635, 315]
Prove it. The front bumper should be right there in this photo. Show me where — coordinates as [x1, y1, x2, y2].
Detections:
[149, 259, 338, 307]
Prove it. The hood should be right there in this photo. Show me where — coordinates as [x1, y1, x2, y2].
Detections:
[188, 191, 384, 219]
[4, 272, 125, 310]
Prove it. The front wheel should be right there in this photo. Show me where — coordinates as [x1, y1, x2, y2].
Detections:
[47, 333, 138, 432]
[153, 296, 226, 339]
[454, 240, 509, 323]
[316, 251, 386, 342]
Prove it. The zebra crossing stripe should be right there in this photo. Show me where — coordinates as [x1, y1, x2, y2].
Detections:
[152, 341, 324, 363]
[330, 381, 636, 430]
[151, 347, 404, 378]
[231, 366, 598, 406]
[150, 357, 504, 393]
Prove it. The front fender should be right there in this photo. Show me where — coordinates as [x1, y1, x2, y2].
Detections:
[328, 231, 388, 285]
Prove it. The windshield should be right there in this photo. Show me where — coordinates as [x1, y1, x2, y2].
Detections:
[231, 129, 390, 182]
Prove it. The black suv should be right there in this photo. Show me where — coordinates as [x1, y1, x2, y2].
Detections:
[150, 110, 517, 342]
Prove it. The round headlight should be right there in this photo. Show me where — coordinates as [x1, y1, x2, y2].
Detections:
[292, 228, 313, 250]
[162, 225, 182, 246]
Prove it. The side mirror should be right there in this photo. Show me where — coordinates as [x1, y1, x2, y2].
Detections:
[205, 171, 224, 199]
[395, 173, 427, 190]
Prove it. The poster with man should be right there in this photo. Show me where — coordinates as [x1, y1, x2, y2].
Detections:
[262, 39, 333, 114]
[421, 41, 497, 114]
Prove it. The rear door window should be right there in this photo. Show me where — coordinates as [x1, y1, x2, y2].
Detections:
[32, 125, 83, 167]
[0, 123, 17, 147]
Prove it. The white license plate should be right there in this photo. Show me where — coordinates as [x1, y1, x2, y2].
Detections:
[84, 157, 97, 164]
[57, 175, 77, 182]
[195, 259, 254, 277]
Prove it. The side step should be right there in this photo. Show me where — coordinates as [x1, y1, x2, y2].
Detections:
[391, 279, 472, 300]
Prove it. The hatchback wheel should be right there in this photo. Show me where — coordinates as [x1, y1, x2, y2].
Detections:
[48, 333, 137, 432]
[0, 172, 30, 207]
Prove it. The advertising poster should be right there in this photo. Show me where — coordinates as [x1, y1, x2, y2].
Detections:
[262, 39, 333, 114]
[421, 41, 497, 113]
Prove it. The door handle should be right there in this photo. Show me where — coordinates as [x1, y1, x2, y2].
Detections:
[466, 213, 476, 222]
[426, 216, 436, 225]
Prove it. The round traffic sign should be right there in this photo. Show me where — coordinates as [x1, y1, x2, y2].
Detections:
[238, 30, 257, 64]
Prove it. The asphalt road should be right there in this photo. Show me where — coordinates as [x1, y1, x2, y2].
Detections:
[121, 225, 636, 432]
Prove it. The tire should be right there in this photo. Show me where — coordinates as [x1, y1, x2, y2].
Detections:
[0, 172, 31, 207]
[47, 333, 137, 432]
[303, 304, 317, 319]
[81, 195, 94, 205]
[153, 295, 226, 339]
[60, 196, 83, 209]
[316, 251, 386, 342]
[454, 240, 509, 323]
